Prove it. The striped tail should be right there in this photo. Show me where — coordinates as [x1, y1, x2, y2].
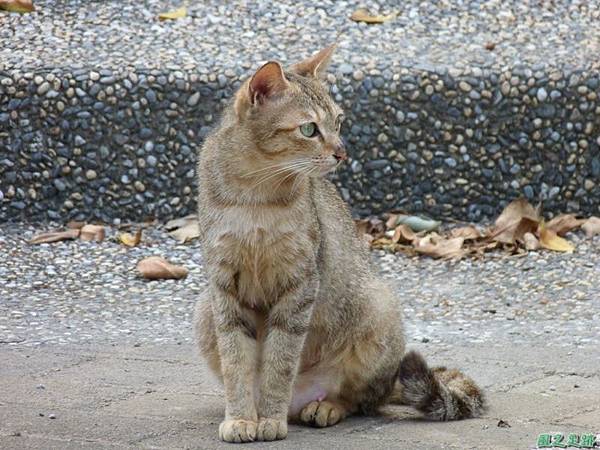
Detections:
[397, 350, 486, 420]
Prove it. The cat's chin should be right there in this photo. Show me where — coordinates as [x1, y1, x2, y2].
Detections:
[317, 163, 339, 176]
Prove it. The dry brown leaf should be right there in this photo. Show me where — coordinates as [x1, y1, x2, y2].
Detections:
[79, 224, 105, 242]
[385, 213, 401, 229]
[169, 222, 200, 243]
[164, 214, 196, 230]
[538, 224, 574, 253]
[581, 217, 600, 238]
[391, 224, 416, 244]
[119, 229, 142, 247]
[523, 232, 540, 250]
[137, 256, 188, 280]
[0, 0, 35, 12]
[546, 214, 584, 236]
[66, 220, 85, 230]
[449, 225, 481, 240]
[165, 215, 201, 243]
[350, 8, 395, 24]
[471, 240, 500, 256]
[413, 234, 466, 259]
[28, 228, 79, 244]
[490, 198, 540, 244]
[355, 217, 385, 239]
[158, 6, 186, 21]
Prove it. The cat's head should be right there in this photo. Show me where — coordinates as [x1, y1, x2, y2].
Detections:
[234, 45, 346, 179]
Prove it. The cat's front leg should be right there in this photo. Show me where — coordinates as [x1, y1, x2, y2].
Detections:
[256, 277, 318, 441]
[211, 285, 259, 443]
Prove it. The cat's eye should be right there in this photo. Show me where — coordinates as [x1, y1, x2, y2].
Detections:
[300, 122, 319, 138]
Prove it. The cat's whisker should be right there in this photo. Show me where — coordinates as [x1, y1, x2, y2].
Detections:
[250, 162, 307, 184]
[240, 162, 298, 178]
[250, 161, 312, 190]
[290, 165, 317, 195]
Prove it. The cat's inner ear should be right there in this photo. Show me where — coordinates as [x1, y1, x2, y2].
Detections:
[249, 61, 289, 104]
[291, 44, 336, 78]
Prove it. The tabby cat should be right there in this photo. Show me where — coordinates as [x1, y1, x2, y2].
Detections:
[194, 45, 485, 443]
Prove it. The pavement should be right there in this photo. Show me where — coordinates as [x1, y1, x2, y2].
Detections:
[1, 222, 600, 449]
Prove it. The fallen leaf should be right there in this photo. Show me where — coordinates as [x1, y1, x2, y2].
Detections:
[350, 8, 396, 24]
[449, 225, 481, 240]
[490, 198, 540, 244]
[119, 229, 142, 247]
[523, 232, 540, 250]
[391, 224, 416, 244]
[165, 215, 201, 243]
[546, 214, 584, 236]
[397, 215, 440, 233]
[28, 229, 79, 244]
[66, 220, 85, 230]
[158, 6, 186, 21]
[413, 234, 466, 259]
[355, 217, 386, 239]
[471, 240, 500, 256]
[385, 213, 401, 229]
[79, 224, 105, 242]
[581, 216, 600, 238]
[0, 0, 35, 13]
[164, 214, 196, 230]
[137, 256, 188, 280]
[538, 223, 574, 253]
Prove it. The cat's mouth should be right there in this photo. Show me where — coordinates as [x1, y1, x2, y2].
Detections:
[314, 156, 342, 176]
[317, 160, 339, 176]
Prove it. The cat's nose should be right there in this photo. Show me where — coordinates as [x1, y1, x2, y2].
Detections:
[332, 143, 347, 161]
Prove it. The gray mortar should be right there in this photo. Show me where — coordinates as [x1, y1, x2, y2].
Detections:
[1, 0, 600, 223]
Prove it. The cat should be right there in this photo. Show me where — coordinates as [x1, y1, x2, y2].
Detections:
[194, 44, 485, 443]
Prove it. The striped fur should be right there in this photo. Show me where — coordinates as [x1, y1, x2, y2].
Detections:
[194, 45, 487, 443]
[398, 351, 486, 420]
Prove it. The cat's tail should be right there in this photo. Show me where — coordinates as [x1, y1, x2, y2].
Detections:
[397, 350, 486, 421]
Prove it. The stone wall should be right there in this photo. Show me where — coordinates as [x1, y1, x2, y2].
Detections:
[1, 65, 599, 223]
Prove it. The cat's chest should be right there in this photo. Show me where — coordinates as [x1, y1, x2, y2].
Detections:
[209, 205, 317, 305]
[215, 206, 299, 245]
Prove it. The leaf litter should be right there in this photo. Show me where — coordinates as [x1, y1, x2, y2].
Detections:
[0, 0, 35, 13]
[164, 214, 200, 243]
[158, 6, 187, 21]
[350, 8, 396, 24]
[137, 256, 188, 280]
[119, 229, 143, 247]
[358, 198, 596, 260]
[27, 201, 598, 265]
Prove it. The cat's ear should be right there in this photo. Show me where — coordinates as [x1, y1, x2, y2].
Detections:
[249, 61, 289, 104]
[235, 61, 289, 117]
[291, 44, 336, 78]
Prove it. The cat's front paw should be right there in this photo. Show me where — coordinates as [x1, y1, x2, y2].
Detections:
[256, 417, 288, 441]
[218, 419, 258, 443]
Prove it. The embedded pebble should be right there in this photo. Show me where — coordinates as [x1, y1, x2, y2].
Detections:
[0, 223, 598, 351]
[0, 1, 599, 224]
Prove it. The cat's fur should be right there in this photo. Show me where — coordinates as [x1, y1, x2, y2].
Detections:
[194, 45, 485, 443]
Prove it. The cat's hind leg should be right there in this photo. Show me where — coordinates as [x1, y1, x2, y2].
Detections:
[293, 288, 405, 426]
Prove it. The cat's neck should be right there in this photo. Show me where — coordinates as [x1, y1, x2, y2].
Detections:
[209, 154, 310, 208]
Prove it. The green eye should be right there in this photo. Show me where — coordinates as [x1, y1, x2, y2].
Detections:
[300, 122, 318, 137]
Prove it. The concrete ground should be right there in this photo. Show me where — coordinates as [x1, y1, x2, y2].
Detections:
[2, 343, 599, 450]
[1, 223, 599, 449]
